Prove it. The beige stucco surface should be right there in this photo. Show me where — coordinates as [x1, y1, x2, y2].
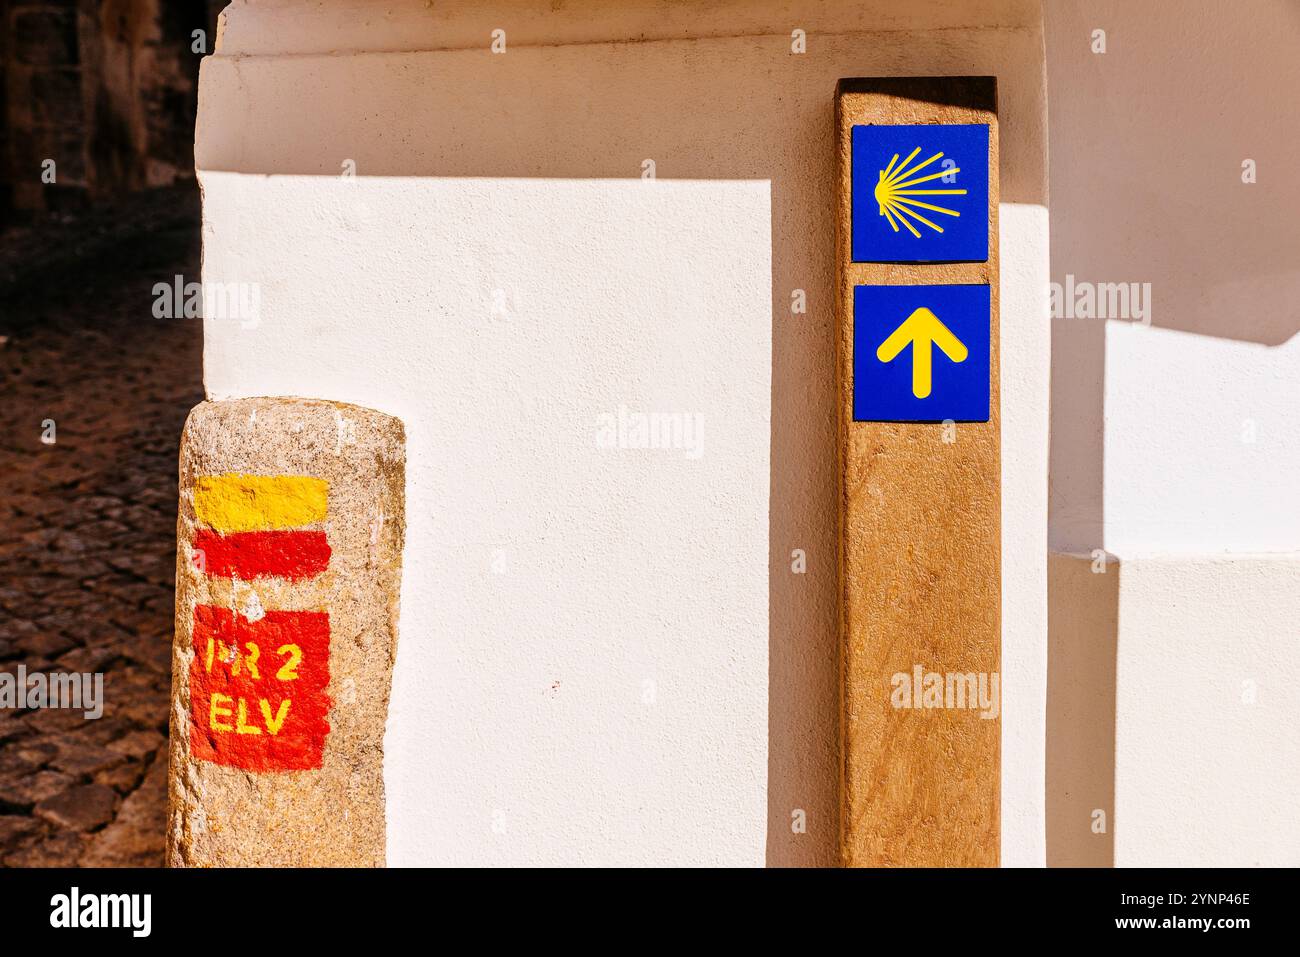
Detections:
[1043, 1, 1300, 866]
[1049, 553, 1300, 866]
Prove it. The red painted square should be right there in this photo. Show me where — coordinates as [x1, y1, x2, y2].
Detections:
[189, 605, 332, 771]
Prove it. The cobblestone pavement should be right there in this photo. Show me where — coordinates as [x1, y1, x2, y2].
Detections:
[0, 186, 202, 866]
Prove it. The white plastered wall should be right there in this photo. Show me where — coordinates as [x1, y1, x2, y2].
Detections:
[1045, 0, 1300, 865]
[197, 0, 1051, 865]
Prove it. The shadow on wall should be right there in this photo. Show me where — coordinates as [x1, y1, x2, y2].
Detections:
[1045, 553, 1116, 866]
[1048, 0, 1300, 349]
[1044, 0, 1300, 865]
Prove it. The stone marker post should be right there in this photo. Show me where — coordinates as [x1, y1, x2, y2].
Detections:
[167, 398, 405, 867]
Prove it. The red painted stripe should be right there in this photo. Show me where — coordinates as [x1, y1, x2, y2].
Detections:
[193, 529, 330, 580]
[190, 605, 332, 772]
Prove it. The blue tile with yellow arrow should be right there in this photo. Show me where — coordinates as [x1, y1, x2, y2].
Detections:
[853, 283, 990, 422]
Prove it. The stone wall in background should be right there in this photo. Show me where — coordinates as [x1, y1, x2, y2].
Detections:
[0, 0, 220, 221]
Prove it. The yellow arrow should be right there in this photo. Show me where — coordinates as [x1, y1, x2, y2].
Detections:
[875, 307, 968, 398]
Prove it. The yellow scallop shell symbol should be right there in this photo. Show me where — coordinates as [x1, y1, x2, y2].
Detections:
[873, 147, 967, 237]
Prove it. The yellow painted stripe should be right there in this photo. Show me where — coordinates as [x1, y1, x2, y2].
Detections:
[194, 474, 328, 533]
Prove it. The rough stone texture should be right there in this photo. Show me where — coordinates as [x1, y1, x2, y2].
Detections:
[83, 754, 167, 866]
[0, 768, 74, 806]
[3, 828, 88, 866]
[34, 782, 118, 831]
[0, 815, 40, 847]
[168, 398, 405, 867]
[0, 185, 201, 866]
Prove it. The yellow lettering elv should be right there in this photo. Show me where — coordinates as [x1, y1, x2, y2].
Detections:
[261, 699, 292, 735]
[236, 698, 263, 735]
[210, 692, 234, 732]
